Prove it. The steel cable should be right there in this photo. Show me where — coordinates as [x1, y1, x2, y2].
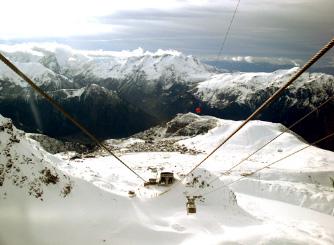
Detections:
[0, 52, 147, 183]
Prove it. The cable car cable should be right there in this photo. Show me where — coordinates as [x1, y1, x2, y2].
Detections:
[189, 94, 334, 196]
[158, 36, 334, 197]
[216, 0, 241, 60]
[0, 52, 147, 183]
[200, 131, 334, 197]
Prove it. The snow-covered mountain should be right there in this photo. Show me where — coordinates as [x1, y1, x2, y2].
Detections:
[195, 68, 334, 109]
[0, 43, 333, 150]
[0, 43, 216, 138]
[0, 43, 215, 85]
[194, 68, 334, 150]
[1, 112, 334, 245]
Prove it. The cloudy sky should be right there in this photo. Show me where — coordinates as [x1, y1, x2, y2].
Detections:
[0, 0, 333, 67]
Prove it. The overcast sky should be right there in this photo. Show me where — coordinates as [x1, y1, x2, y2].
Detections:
[0, 0, 333, 66]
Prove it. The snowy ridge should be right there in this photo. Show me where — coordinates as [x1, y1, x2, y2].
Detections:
[0, 43, 215, 84]
[0, 114, 73, 199]
[0, 60, 73, 88]
[195, 68, 334, 106]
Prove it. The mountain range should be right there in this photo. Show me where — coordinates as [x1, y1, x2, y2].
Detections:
[0, 43, 333, 149]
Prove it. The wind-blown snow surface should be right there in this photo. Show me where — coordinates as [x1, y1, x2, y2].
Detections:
[1, 113, 334, 245]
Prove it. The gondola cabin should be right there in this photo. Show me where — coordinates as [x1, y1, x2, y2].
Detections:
[158, 172, 175, 186]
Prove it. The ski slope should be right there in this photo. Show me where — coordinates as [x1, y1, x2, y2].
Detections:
[0, 113, 334, 245]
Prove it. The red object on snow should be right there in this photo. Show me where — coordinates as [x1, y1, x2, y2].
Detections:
[195, 107, 201, 114]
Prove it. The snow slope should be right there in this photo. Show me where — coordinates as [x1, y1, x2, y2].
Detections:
[177, 114, 334, 214]
[1, 113, 334, 245]
[0, 115, 72, 199]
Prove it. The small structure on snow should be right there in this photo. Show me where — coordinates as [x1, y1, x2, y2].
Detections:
[186, 196, 196, 214]
[159, 172, 174, 186]
[144, 178, 158, 186]
[128, 190, 136, 198]
[144, 172, 175, 187]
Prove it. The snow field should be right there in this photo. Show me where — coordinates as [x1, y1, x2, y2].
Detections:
[1, 114, 334, 244]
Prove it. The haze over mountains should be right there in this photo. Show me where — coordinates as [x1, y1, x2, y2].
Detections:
[0, 43, 333, 149]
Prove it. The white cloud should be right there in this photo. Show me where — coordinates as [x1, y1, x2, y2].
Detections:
[0, 0, 332, 66]
[0, 42, 183, 58]
[0, 1, 121, 38]
[202, 55, 302, 66]
[0, 0, 217, 38]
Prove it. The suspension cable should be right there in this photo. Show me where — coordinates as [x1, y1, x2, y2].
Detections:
[201, 131, 334, 197]
[0, 52, 147, 183]
[216, 0, 241, 60]
[188, 94, 334, 196]
[159, 36, 334, 196]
